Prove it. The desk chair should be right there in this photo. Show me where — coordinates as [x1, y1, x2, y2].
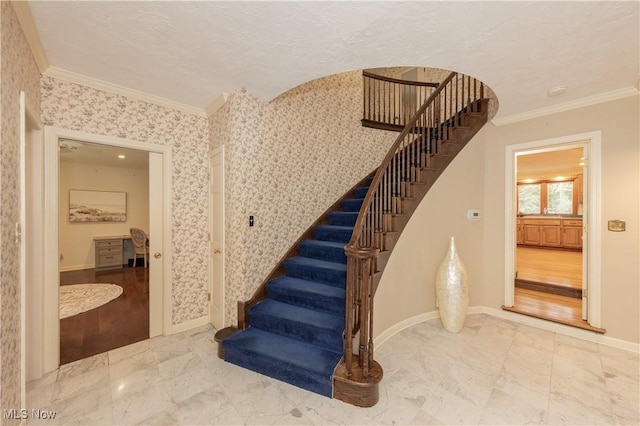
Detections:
[130, 228, 149, 268]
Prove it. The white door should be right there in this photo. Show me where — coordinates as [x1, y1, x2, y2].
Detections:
[149, 152, 164, 337]
[209, 147, 225, 330]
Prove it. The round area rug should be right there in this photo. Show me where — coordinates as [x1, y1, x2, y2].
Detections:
[59, 283, 123, 319]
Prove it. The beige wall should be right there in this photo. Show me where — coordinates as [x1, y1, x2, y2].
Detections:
[374, 95, 639, 344]
[0, 1, 42, 420]
[483, 95, 639, 343]
[58, 161, 149, 270]
[374, 128, 488, 333]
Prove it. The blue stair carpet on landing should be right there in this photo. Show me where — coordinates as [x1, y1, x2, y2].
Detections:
[222, 184, 370, 398]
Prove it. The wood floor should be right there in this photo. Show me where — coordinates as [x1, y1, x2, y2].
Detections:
[508, 247, 604, 333]
[60, 266, 149, 365]
[516, 246, 582, 289]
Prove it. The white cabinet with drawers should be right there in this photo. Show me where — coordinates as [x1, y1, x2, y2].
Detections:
[94, 238, 123, 270]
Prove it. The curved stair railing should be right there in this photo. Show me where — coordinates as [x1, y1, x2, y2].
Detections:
[338, 71, 488, 402]
[216, 69, 489, 409]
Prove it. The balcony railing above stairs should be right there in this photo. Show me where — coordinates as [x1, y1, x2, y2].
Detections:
[361, 70, 439, 132]
[334, 71, 487, 406]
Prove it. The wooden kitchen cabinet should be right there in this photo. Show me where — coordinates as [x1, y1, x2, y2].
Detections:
[516, 219, 523, 244]
[520, 218, 562, 248]
[522, 223, 541, 245]
[563, 219, 583, 249]
[576, 174, 583, 204]
[540, 223, 562, 247]
[517, 218, 582, 249]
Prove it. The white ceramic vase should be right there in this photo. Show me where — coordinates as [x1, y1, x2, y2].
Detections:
[435, 236, 469, 333]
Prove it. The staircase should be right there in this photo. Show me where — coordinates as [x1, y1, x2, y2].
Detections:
[217, 70, 490, 407]
[221, 178, 372, 397]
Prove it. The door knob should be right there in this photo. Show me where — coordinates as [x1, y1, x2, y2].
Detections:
[154, 253, 162, 259]
[213, 248, 222, 254]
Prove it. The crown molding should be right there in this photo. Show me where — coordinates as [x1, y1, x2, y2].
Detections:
[11, 1, 49, 73]
[205, 93, 230, 117]
[43, 67, 207, 118]
[492, 87, 639, 126]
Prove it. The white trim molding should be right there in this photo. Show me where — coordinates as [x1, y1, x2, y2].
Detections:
[44, 67, 207, 118]
[11, 1, 49, 73]
[42, 127, 174, 373]
[503, 131, 602, 328]
[493, 87, 639, 126]
[205, 93, 229, 117]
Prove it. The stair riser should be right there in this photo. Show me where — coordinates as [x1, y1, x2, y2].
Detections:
[266, 284, 345, 316]
[341, 199, 364, 212]
[299, 244, 346, 264]
[248, 312, 343, 353]
[314, 227, 353, 243]
[224, 345, 334, 397]
[354, 187, 370, 198]
[283, 263, 346, 287]
[328, 212, 358, 227]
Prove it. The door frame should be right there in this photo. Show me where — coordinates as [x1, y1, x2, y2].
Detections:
[503, 131, 602, 328]
[20, 91, 43, 406]
[209, 146, 225, 329]
[42, 127, 173, 373]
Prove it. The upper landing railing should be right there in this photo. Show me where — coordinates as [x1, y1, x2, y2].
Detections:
[361, 70, 439, 132]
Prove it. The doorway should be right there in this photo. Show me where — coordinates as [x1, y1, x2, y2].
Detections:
[503, 132, 604, 332]
[57, 140, 151, 364]
[36, 127, 173, 376]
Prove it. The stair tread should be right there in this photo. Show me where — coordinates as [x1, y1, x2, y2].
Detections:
[224, 328, 342, 373]
[285, 256, 347, 271]
[329, 211, 359, 217]
[315, 224, 354, 232]
[299, 240, 346, 250]
[251, 299, 344, 332]
[268, 276, 345, 299]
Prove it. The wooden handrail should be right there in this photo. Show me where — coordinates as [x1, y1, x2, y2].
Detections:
[343, 71, 485, 378]
[362, 70, 439, 87]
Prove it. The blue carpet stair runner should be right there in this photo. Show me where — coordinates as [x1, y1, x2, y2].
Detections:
[222, 183, 371, 397]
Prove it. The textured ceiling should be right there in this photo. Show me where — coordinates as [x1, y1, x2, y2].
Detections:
[28, 1, 639, 119]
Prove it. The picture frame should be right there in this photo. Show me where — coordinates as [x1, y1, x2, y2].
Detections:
[69, 190, 127, 223]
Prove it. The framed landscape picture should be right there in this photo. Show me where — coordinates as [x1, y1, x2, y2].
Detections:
[69, 190, 127, 223]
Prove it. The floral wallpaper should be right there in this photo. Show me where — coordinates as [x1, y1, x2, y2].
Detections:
[1, 1, 42, 419]
[40, 77, 210, 326]
[209, 71, 397, 326]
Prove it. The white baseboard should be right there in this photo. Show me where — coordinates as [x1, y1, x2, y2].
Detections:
[479, 306, 640, 353]
[374, 306, 639, 354]
[59, 264, 94, 272]
[171, 315, 210, 334]
[374, 311, 440, 347]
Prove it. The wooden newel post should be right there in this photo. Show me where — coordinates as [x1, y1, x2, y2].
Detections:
[344, 246, 379, 378]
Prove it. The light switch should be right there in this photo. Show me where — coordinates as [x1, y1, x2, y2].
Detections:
[467, 209, 481, 221]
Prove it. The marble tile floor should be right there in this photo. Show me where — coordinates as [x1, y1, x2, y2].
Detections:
[26, 314, 639, 425]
